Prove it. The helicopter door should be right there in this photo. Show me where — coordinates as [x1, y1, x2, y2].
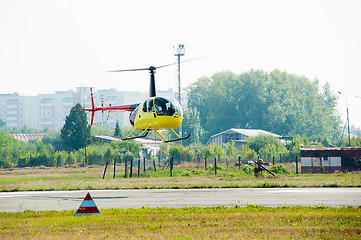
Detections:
[170, 97, 183, 116]
[147, 99, 157, 118]
[147, 99, 155, 112]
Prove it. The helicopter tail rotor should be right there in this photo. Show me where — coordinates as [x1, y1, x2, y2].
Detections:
[72, 88, 97, 128]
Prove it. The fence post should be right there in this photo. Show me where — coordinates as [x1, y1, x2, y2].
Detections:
[124, 158, 128, 178]
[295, 156, 299, 174]
[113, 158, 116, 179]
[214, 157, 217, 175]
[85, 145, 87, 166]
[153, 160, 157, 172]
[273, 156, 275, 165]
[130, 158, 133, 178]
[170, 157, 174, 177]
[102, 161, 108, 179]
[143, 157, 146, 172]
[205, 156, 207, 169]
[226, 158, 228, 168]
[138, 159, 140, 178]
[238, 155, 241, 170]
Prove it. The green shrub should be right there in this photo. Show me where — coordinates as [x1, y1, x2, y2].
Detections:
[205, 164, 225, 171]
[241, 164, 254, 174]
[269, 164, 290, 174]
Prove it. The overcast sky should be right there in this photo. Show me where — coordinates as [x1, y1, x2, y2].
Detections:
[1, 0, 360, 128]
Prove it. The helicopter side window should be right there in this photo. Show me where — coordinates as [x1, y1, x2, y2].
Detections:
[154, 97, 175, 116]
[142, 101, 147, 112]
[148, 99, 155, 112]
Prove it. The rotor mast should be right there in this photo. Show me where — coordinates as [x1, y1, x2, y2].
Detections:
[149, 66, 156, 97]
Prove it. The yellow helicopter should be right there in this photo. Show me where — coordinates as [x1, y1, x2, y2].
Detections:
[75, 64, 190, 143]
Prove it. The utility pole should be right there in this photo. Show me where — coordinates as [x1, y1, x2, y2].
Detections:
[173, 44, 185, 138]
[338, 91, 351, 147]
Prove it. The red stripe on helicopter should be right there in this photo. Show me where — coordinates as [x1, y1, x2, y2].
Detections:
[74, 104, 138, 113]
[95, 104, 136, 112]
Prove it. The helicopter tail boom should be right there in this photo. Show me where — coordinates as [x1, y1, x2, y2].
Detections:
[73, 88, 139, 128]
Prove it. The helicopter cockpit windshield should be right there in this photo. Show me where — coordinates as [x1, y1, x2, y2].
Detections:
[153, 97, 182, 117]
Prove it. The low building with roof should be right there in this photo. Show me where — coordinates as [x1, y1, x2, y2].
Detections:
[10, 134, 44, 142]
[300, 147, 361, 173]
[206, 128, 281, 149]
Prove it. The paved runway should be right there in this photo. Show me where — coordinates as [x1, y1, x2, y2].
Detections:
[1, 188, 360, 212]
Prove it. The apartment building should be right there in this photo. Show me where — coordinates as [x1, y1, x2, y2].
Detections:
[38, 91, 76, 129]
[0, 93, 37, 129]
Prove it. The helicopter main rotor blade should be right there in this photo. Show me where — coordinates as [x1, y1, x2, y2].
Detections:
[108, 58, 202, 73]
[108, 67, 150, 72]
[156, 58, 202, 69]
[155, 62, 177, 69]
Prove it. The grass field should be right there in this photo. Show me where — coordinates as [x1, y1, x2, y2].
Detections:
[0, 163, 360, 192]
[1, 206, 360, 239]
[1, 165, 360, 239]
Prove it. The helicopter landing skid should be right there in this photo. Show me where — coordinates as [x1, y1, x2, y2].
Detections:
[165, 133, 191, 143]
[122, 128, 190, 143]
[155, 129, 191, 143]
[122, 128, 149, 141]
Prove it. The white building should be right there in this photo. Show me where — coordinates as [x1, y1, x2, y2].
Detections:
[38, 91, 76, 129]
[0, 93, 37, 129]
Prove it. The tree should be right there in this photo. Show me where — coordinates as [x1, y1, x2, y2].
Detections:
[223, 141, 237, 157]
[114, 120, 121, 137]
[182, 107, 202, 145]
[246, 134, 283, 154]
[0, 119, 6, 127]
[187, 69, 342, 144]
[90, 125, 113, 136]
[112, 139, 141, 156]
[60, 104, 90, 150]
[341, 136, 361, 147]
[42, 129, 61, 146]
